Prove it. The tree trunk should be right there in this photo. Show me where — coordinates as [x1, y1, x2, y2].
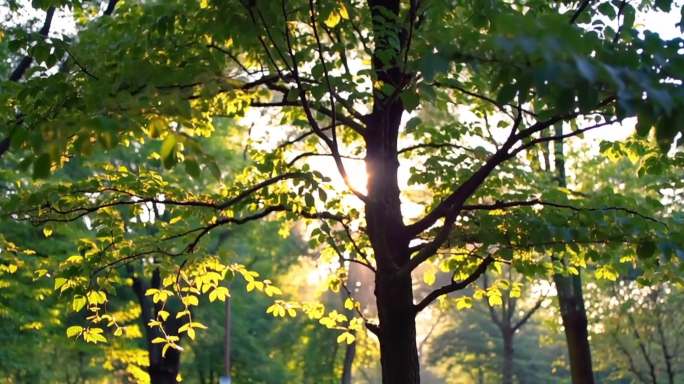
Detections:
[365, 95, 419, 384]
[341, 265, 359, 384]
[375, 272, 420, 384]
[502, 330, 514, 384]
[340, 338, 356, 384]
[552, 125, 595, 384]
[223, 296, 232, 383]
[148, 352, 181, 384]
[132, 269, 182, 384]
[553, 273, 594, 383]
[365, 1, 420, 382]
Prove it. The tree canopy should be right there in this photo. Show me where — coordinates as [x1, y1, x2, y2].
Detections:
[1, 0, 683, 383]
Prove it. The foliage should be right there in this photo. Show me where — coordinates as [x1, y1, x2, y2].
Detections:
[589, 281, 684, 383]
[1, 0, 684, 383]
[427, 273, 562, 383]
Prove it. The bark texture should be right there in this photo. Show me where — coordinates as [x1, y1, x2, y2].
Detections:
[365, 0, 421, 382]
[553, 125, 595, 384]
[502, 330, 514, 384]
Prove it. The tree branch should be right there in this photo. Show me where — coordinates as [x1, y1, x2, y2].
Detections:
[461, 198, 666, 227]
[103, 0, 119, 16]
[507, 118, 618, 159]
[186, 205, 287, 252]
[569, 0, 593, 25]
[432, 80, 537, 117]
[216, 172, 307, 209]
[512, 295, 544, 331]
[413, 256, 494, 315]
[0, 7, 56, 160]
[613, 332, 650, 384]
[398, 142, 475, 155]
[286, 151, 363, 167]
[402, 98, 617, 273]
[280, 0, 367, 202]
[9, 7, 56, 82]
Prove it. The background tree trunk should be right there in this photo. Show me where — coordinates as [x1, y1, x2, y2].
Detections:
[554, 275, 594, 384]
[340, 338, 356, 384]
[132, 268, 182, 384]
[340, 263, 360, 384]
[502, 330, 514, 384]
[552, 125, 595, 384]
[222, 296, 232, 383]
[148, 351, 181, 384]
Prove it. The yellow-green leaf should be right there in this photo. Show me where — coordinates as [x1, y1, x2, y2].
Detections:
[336, 331, 355, 344]
[209, 286, 229, 302]
[455, 296, 472, 310]
[488, 294, 503, 307]
[191, 322, 208, 329]
[54, 278, 67, 290]
[344, 297, 354, 310]
[182, 295, 199, 307]
[325, 11, 341, 28]
[66, 325, 83, 338]
[339, 4, 349, 19]
[264, 285, 282, 297]
[423, 269, 436, 286]
[72, 295, 86, 312]
[160, 135, 177, 160]
[158, 310, 169, 321]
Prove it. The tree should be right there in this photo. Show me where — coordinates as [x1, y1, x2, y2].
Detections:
[589, 281, 684, 384]
[427, 269, 557, 384]
[551, 127, 595, 383]
[2, 1, 684, 383]
[482, 268, 547, 384]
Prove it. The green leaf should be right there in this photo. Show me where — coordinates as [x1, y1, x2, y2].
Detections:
[405, 117, 422, 132]
[622, 4, 636, 30]
[33, 153, 51, 179]
[304, 193, 314, 207]
[496, 83, 517, 105]
[400, 90, 420, 112]
[597, 3, 615, 19]
[655, 0, 672, 12]
[184, 159, 201, 178]
[574, 57, 596, 83]
[636, 241, 656, 259]
[420, 52, 449, 82]
[207, 161, 221, 180]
